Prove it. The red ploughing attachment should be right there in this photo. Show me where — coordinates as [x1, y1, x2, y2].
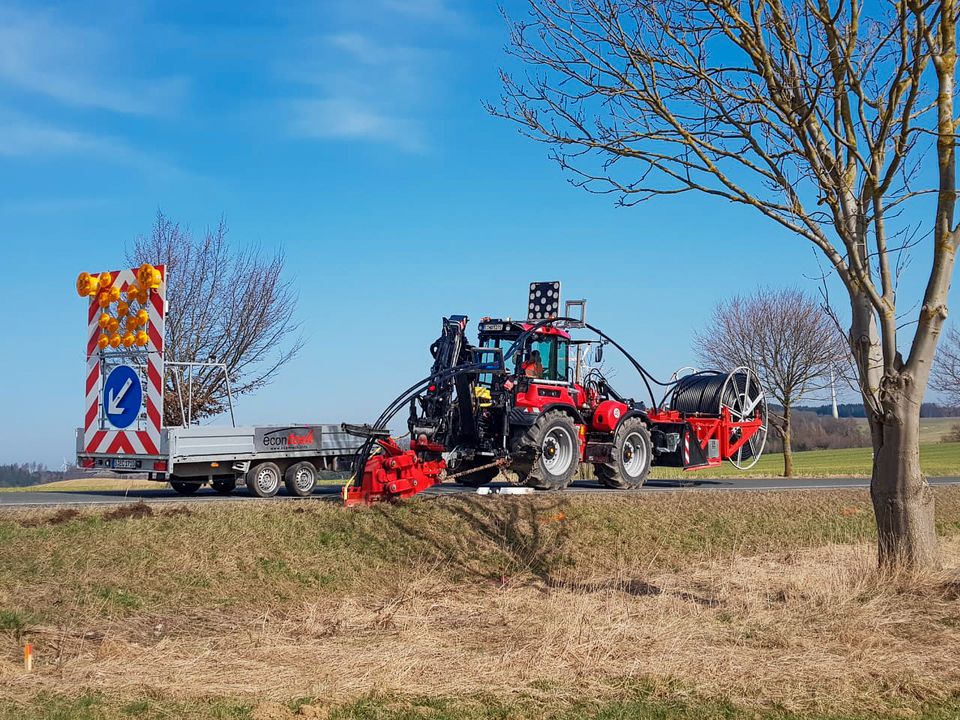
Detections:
[343, 437, 446, 506]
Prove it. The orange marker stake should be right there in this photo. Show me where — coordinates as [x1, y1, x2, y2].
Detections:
[23, 642, 32, 672]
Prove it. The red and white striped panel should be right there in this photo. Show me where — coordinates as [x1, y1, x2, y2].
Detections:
[83, 266, 166, 456]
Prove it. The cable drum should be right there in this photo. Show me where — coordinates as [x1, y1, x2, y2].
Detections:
[670, 371, 734, 415]
[668, 367, 768, 470]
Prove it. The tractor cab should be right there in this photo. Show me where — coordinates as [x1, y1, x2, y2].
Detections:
[477, 320, 571, 383]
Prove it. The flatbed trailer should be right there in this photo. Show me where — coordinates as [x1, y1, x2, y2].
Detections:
[76, 423, 364, 497]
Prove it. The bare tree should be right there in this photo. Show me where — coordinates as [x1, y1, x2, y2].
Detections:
[492, 0, 959, 568]
[695, 288, 849, 477]
[127, 211, 303, 425]
[932, 325, 960, 406]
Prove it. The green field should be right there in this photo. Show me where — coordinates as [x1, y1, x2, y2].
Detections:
[0, 477, 156, 493]
[648, 441, 960, 480]
[854, 416, 960, 444]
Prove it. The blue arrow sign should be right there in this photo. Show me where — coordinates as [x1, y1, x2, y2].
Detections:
[102, 365, 143, 430]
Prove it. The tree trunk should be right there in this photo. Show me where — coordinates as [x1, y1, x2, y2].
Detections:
[869, 378, 939, 569]
[782, 404, 793, 478]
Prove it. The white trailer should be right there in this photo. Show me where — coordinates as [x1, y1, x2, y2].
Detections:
[76, 423, 363, 497]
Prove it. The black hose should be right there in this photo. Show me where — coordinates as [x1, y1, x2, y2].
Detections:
[668, 370, 754, 415]
[348, 359, 492, 480]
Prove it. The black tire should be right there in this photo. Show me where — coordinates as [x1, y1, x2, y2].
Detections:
[510, 410, 580, 490]
[284, 461, 317, 497]
[595, 417, 652, 489]
[211, 478, 236, 495]
[246, 462, 282, 498]
[452, 460, 500, 488]
[169, 480, 201, 495]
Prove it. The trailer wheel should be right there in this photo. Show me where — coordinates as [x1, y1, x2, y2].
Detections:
[511, 411, 579, 490]
[284, 462, 317, 497]
[169, 480, 201, 495]
[211, 478, 236, 494]
[246, 462, 282, 498]
[595, 417, 652, 489]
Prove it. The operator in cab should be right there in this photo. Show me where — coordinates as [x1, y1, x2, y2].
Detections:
[523, 350, 544, 379]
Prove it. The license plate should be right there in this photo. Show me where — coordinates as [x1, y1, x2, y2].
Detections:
[112, 458, 138, 470]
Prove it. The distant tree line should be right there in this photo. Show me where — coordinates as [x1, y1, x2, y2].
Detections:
[792, 403, 960, 419]
[0, 464, 64, 488]
[763, 411, 866, 453]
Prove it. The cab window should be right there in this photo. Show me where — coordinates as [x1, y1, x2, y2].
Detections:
[528, 336, 569, 381]
[479, 336, 517, 385]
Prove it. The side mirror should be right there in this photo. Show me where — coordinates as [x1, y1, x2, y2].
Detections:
[594, 344, 603, 363]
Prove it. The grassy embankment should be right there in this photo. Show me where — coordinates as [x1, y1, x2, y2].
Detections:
[2, 488, 960, 718]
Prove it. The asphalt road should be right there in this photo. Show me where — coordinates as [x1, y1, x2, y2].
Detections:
[2, 476, 959, 508]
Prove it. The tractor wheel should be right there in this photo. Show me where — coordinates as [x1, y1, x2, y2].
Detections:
[511, 411, 580, 490]
[595, 417, 652, 489]
[246, 462, 282, 498]
[169, 480, 201, 495]
[453, 461, 500, 488]
[284, 461, 317, 497]
[211, 478, 236, 495]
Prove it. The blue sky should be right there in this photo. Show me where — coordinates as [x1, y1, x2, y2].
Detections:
[0, 0, 954, 467]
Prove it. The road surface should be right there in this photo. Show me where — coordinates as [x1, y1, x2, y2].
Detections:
[2, 476, 959, 508]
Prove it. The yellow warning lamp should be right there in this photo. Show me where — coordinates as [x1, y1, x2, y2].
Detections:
[125, 284, 141, 303]
[98, 272, 114, 290]
[137, 287, 150, 305]
[76, 272, 99, 297]
[137, 263, 161, 289]
[97, 290, 112, 309]
[136, 308, 149, 326]
[109, 334, 122, 348]
[98, 313, 112, 330]
[108, 286, 121, 303]
[97, 334, 110, 350]
[126, 315, 139, 331]
[117, 301, 129, 317]
[135, 330, 149, 347]
[122, 332, 135, 348]
[107, 317, 120, 333]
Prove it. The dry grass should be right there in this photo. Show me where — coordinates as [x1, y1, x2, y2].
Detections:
[2, 489, 960, 718]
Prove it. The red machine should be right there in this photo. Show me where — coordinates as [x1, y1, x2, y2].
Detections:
[344, 283, 767, 506]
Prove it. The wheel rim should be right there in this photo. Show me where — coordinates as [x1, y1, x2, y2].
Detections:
[256, 467, 279, 494]
[293, 466, 315, 493]
[720, 367, 768, 470]
[621, 431, 648, 477]
[541, 426, 575, 476]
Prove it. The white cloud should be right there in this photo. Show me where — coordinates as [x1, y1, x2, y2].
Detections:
[0, 4, 185, 115]
[283, 30, 442, 152]
[0, 113, 184, 176]
[284, 0, 461, 152]
[288, 97, 424, 151]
